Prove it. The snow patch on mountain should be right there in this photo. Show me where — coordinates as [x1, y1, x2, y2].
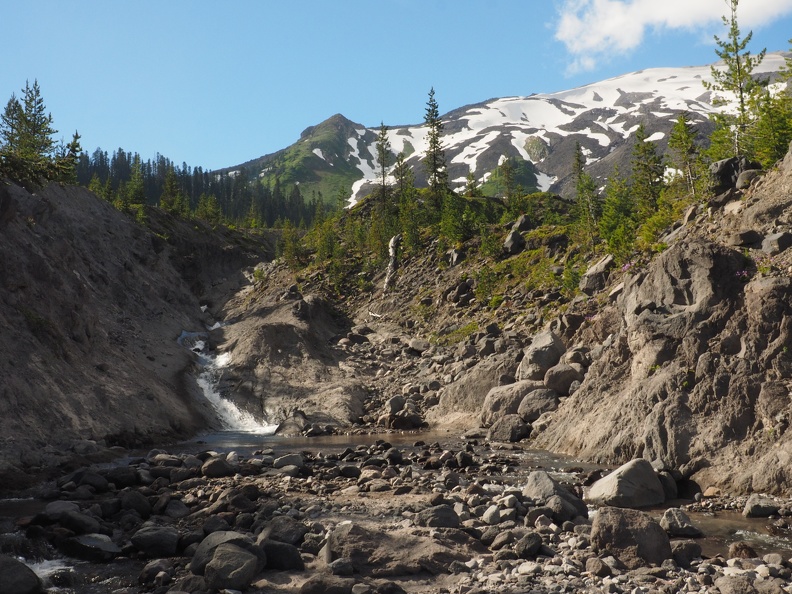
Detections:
[340, 53, 788, 206]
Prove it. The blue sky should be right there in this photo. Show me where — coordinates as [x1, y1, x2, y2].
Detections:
[2, 0, 791, 170]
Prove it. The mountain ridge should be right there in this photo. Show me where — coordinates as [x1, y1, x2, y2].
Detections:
[221, 52, 789, 206]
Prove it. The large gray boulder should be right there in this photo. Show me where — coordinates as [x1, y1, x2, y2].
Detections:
[579, 254, 614, 295]
[504, 230, 526, 255]
[521, 470, 587, 520]
[543, 362, 584, 396]
[414, 504, 460, 528]
[517, 388, 560, 423]
[189, 531, 265, 576]
[586, 459, 665, 508]
[591, 507, 672, 569]
[480, 380, 544, 426]
[204, 543, 262, 591]
[131, 524, 180, 557]
[516, 331, 565, 381]
[660, 508, 702, 537]
[710, 156, 758, 195]
[761, 231, 792, 255]
[487, 414, 530, 442]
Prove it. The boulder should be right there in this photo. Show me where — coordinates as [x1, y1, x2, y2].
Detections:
[735, 169, 762, 189]
[414, 504, 460, 528]
[42, 500, 80, 522]
[201, 456, 235, 478]
[517, 388, 560, 423]
[503, 230, 526, 255]
[516, 331, 565, 382]
[714, 575, 759, 594]
[710, 156, 758, 194]
[659, 508, 702, 537]
[273, 453, 305, 469]
[59, 510, 101, 535]
[579, 254, 614, 295]
[479, 380, 544, 426]
[512, 214, 532, 233]
[487, 414, 530, 442]
[204, 543, 262, 591]
[189, 531, 265, 576]
[131, 524, 180, 557]
[726, 229, 762, 247]
[761, 231, 792, 255]
[543, 362, 584, 396]
[408, 338, 430, 353]
[591, 507, 672, 569]
[521, 471, 587, 519]
[321, 521, 482, 576]
[586, 459, 665, 508]
[259, 539, 305, 570]
[0, 555, 42, 594]
[671, 540, 702, 569]
[514, 532, 542, 559]
[743, 493, 781, 517]
[256, 515, 309, 546]
[120, 490, 152, 519]
[59, 533, 121, 562]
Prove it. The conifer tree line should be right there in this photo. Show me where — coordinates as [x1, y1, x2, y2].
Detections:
[72, 150, 319, 228]
[1, 0, 790, 267]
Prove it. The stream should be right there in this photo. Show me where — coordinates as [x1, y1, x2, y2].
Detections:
[1, 329, 791, 588]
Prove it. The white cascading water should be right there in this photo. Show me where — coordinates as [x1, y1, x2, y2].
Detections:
[178, 330, 278, 435]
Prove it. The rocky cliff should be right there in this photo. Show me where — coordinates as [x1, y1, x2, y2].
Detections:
[0, 181, 273, 486]
[533, 146, 792, 494]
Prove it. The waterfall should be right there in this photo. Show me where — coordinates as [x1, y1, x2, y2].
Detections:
[179, 330, 278, 435]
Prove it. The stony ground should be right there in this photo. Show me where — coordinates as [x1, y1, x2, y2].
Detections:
[4, 435, 792, 594]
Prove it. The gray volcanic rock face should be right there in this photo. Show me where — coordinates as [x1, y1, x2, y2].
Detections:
[0, 181, 273, 489]
[531, 143, 792, 494]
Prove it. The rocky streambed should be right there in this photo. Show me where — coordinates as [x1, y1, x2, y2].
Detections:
[3, 435, 792, 594]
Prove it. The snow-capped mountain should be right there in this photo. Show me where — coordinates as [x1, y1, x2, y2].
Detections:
[226, 52, 788, 205]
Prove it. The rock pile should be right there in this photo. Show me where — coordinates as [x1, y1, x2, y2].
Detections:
[4, 440, 792, 593]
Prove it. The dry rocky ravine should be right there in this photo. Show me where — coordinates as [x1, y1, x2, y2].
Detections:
[5, 145, 792, 593]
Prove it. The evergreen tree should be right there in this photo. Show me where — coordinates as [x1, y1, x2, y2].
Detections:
[500, 157, 516, 202]
[19, 80, 57, 160]
[0, 94, 22, 152]
[464, 170, 482, 197]
[393, 152, 420, 252]
[126, 156, 146, 206]
[667, 113, 703, 198]
[572, 142, 600, 249]
[88, 173, 105, 199]
[0, 80, 58, 185]
[599, 168, 635, 263]
[423, 87, 448, 215]
[54, 130, 82, 183]
[195, 193, 223, 226]
[160, 165, 189, 216]
[704, 0, 766, 159]
[630, 124, 664, 222]
[750, 87, 792, 168]
[375, 121, 391, 200]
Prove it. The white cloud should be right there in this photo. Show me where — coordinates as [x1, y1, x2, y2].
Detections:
[555, 0, 792, 73]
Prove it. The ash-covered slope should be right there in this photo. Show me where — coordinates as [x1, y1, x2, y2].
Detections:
[531, 147, 792, 494]
[228, 53, 788, 205]
[0, 181, 273, 485]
